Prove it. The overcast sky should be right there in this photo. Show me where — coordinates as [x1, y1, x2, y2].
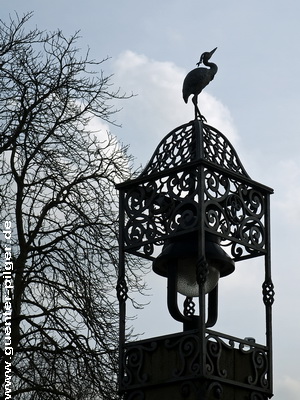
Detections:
[3, 1, 300, 398]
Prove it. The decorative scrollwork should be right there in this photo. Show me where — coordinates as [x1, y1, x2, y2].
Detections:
[120, 120, 271, 261]
[203, 123, 250, 177]
[123, 169, 199, 257]
[164, 334, 200, 378]
[206, 381, 224, 399]
[122, 342, 157, 387]
[142, 242, 154, 257]
[242, 188, 264, 218]
[203, 169, 267, 259]
[247, 349, 269, 388]
[205, 170, 230, 201]
[141, 121, 250, 178]
[206, 337, 227, 378]
[141, 122, 196, 176]
[231, 242, 245, 259]
[166, 170, 198, 198]
[167, 200, 199, 233]
[206, 332, 270, 391]
[263, 279, 275, 306]
[125, 216, 157, 245]
[121, 332, 271, 396]
[205, 203, 231, 236]
[226, 194, 245, 223]
[240, 218, 265, 249]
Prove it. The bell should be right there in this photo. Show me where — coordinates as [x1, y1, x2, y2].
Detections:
[153, 232, 235, 297]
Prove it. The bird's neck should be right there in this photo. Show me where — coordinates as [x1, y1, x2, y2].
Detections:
[204, 61, 218, 75]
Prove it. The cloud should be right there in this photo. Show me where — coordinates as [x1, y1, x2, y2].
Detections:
[276, 376, 300, 400]
[113, 50, 239, 167]
[273, 159, 300, 225]
[88, 115, 110, 138]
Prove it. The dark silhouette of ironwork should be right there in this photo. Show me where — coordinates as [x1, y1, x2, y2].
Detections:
[117, 51, 274, 399]
[183, 48, 218, 120]
[117, 119, 274, 399]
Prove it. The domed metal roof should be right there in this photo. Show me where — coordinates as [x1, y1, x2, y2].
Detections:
[141, 120, 250, 178]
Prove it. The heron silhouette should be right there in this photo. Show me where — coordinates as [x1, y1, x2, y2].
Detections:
[182, 47, 218, 121]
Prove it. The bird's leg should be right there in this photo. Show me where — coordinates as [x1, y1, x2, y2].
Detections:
[192, 95, 206, 122]
[192, 95, 198, 120]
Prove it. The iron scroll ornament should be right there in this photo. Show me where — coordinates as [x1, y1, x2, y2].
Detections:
[203, 170, 266, 258]
[140, 121, 249, 178]
[119, 120, 272, 262]
[117, 117, 274, 399]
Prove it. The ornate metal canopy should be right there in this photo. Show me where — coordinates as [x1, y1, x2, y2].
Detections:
[117, 119, 274, 400]
[118, 120, 272, 264]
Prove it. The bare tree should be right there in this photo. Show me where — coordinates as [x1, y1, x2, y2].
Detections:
[0, 12, 146, 399]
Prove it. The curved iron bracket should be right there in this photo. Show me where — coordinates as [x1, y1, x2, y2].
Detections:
[167, 265, 218, 330]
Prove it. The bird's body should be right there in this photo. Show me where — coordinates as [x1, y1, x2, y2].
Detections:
[182, 65, 217, 103]
[182, 48, 218, 120]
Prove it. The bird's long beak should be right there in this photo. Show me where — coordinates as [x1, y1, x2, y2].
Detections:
[209, 47, 217, 57]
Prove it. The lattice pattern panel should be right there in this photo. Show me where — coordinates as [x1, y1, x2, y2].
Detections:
[205, 331, 270, 391]
[141, 122, 196, 176]
[122, 165, 267, 260]
[203, 124, 250, 177]
[141, 121, 249, 178]
[121, 331, 271, 396]
[119, 120, 272, 261]
[123, 167, 199, 258]
[203, 167, 267, 259]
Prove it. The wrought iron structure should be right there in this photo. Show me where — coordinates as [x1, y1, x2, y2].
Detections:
[117, 118, 274, 399]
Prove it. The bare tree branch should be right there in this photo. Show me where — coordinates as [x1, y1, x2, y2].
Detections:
[0, 12, 147, 400]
